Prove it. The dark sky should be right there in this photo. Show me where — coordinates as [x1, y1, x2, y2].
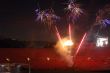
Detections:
[0, 0, 110, 41]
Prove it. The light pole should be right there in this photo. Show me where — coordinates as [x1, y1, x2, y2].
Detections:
[27, 57, 31, 73]
[6, 58, 11, 72]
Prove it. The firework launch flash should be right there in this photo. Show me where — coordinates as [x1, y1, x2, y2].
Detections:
[55, 24, 74, 67]
[55, 37, 74, 67]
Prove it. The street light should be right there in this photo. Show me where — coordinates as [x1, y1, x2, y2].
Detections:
[27, 57, 31, 73]
[6, 58, 10, 62]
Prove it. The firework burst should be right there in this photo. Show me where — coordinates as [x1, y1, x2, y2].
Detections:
[35, 9, 47, 23]
[35, 8, 60, 28]
[65, 0, 83, 23]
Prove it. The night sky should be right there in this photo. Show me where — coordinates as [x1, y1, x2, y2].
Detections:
[0, 0, 110, 41]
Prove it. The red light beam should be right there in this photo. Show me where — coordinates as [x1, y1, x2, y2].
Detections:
[55, 26, 64, 47]
[69, 24, 72, 40]
[74, 33, 87, 57]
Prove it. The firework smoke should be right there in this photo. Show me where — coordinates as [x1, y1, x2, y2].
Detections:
[55, 37, 74, 67]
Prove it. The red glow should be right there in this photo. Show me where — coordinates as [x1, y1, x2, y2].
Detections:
[0, 47, 110, 70]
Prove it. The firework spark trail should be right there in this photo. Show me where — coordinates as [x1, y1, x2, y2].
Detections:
[55, 26, 64, 48]
[74, 33, 87, 57]
[69, 24, 72, 40]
